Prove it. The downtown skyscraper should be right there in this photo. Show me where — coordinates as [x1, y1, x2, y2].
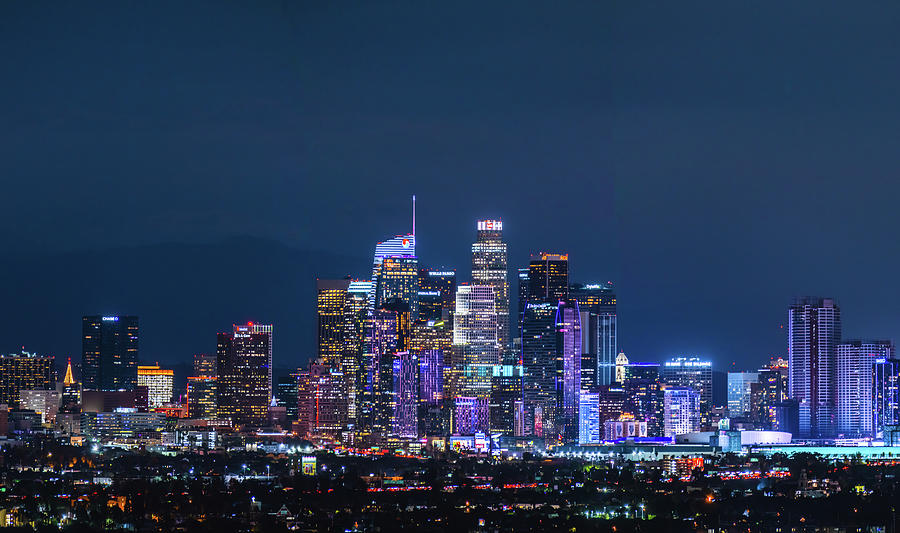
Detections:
[216, 323, 272, 428]
[82, 315, 138, 391]
[451, 285, 499, 434]
[471, 220, 510, 362]
[571, 282, 617, 387]
[836, 340, 894, 437]
[788, 297, 841, 438]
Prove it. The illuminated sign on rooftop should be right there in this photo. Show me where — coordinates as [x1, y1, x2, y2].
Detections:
[477, 220, 502, 231]
[102, 316, 119, 321]
[428, 271, 455, 276]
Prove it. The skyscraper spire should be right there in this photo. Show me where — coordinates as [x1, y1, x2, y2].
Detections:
[63, 357, 75, 386]
[412, 194, 416, 236]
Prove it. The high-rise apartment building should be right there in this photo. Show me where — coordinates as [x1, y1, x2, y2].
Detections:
[0, 351, 54, 406]
[472, 220, 510, 362]
[663, 388, 701, 438]
[788, 297, 841, 438]
[836, 340, 894, 437]
[137, 365, 174, 408]
[82, 315, 138, 391]
[216, 324, 271, 427]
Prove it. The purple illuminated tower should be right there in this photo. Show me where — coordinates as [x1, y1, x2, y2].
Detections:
[392, 351, 419, 438]
[556, 300, 582, 441]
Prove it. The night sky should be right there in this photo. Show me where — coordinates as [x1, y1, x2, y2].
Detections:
[4, 2, 900, 372]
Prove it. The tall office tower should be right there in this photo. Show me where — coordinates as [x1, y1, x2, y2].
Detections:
[516, 267, 530, 338]
[240, 323, 274, 400]
[296, 359, 348, 441]
[571, 282, 617, 387]
[836, 340, 894, 437]
[578, 391, 601, 445]
[788, 297, 841, 438]
[370, 233, 416, 306]
[521, 302, 559, 437]
[472, 219, 510, 362]
[0, 351, 54, 405]
[371, 298, 411, 443]
[317, 278, 351, 366]
[417, 268, 456, 324]
[216, 325, 271, 427]
[411, 319, 452, 436]
[193, 354, 217, 378]
[527, 253, 569, 302]
[623, 375, 663, 436]
[451, 285, 499, 435]
[660, 357, 713, 417]
[726, 372, 758, 418]
[376, 257, 419, 321]
[392, 351, 419, 438]
[275, 375, 300, 421]
[556, 300, 582, 441]
[186, 376, 217, 419]
[873, 358, 900, 439]
[663, 388, 701, 438]
[82, 315, 138, 391]
[137, 365, 174, 408]
[343, 280, 371, 425]
[491, 363, 524, 435]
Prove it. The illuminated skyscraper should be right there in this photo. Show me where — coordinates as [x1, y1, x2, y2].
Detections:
[371, 298, 411, 443]
[137, 365, 174, 408]
[0, 351, 54, 406]
[61, 358, 81, 412]
[571, 282, 617, 387]
[343, 280, 371, 424]
[412, 319, 452, 436]
[527, 254, 569, 302]
[275, 375, 300, 420]
[663, 388, 700, 438]
[296, 359, 348, 441]
[216, 324, 271, 427]
[516, 267, 529, 338]
[242, 323, 273, 399]
[788, 297, 841, 438]
[472, 220, 510, 361]
[578, 391, 601, 445]
[376, 257, 419, 321]
[370, 233, 416, 315]
[873, 357, 900, 439]
[836, 340, 894, 437]
[186, 376, 217, 419]
[451, 285, 498, 434]
[490, 363, 523, 435]
[751, 359, 789, 429]
[82, 315, 138, 391]
[660, 357, 713, 415]
[521, 302, 558, 437]
[392, 350, 419, 438]
[726, 372, 758, 418]
[317, 278, 352, 366]
[556, 300, 582, 440]
[417, 268, 456, 323]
